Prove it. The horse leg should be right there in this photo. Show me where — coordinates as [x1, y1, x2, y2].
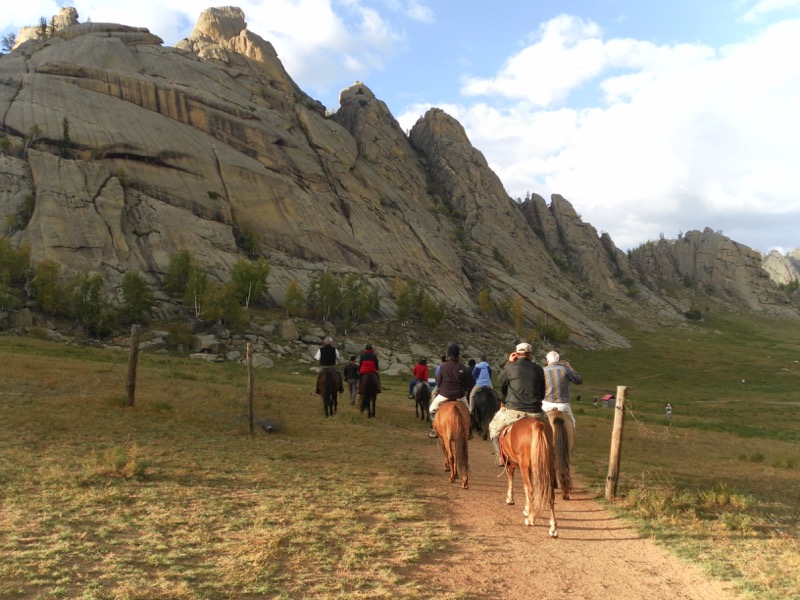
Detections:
[505, 465, 515, 505]
[548, 498, 558, 538]
[521, 463, 536, 526]
[448, 441, 457, 483]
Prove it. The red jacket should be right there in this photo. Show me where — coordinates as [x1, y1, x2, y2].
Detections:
[413, 363, 428, 381]
[359, 349, 379, 374]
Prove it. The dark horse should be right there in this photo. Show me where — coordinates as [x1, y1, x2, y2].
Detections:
[413, 380, 431, 422]
[432, 401, 470, 489]
[470, 388, 500, 440]
[359, 372, 379, 418]
[545, 410, 573, 500]
[499, 417, 557, 536]
[316, 370, 339, 418]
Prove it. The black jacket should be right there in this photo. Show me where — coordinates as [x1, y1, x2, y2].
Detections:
[498, 359, 545, 413]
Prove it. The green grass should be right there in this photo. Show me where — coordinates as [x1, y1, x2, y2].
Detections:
[566, 313, 800, 599]
[1, 310, 799, 598]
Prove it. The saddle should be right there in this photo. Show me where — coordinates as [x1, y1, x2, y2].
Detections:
[497, 423, 517, 467]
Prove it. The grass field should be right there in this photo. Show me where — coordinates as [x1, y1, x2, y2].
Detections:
[1, 311, 798, 599]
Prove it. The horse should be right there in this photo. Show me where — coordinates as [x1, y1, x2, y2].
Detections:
[359, 372, 379, 418]
[317, 370, 339, 417]
[432, 401, 470, 489]
[545, 410, 573, 500]
[470, 387, 500, 440]
[413, 380, 431, 422]
[499, 416, 557, 536]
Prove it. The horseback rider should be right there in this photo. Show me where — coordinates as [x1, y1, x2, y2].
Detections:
[468, 354, 494, 415]
[488, 342, 546, 464]
[542, 350, 582, 453]
[358, 343, 382, 393]
[428, 343, 474, 439]
[408, 357, 429, 399]
[314, 336, 344, 394]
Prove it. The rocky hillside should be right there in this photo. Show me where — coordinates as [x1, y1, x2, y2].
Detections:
[1, 7, 796, 351]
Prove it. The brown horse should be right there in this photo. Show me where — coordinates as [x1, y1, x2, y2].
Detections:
[317, 370, 339, 417]
[359, 372, 379, 418]
[499, 416, 557, 536]
[432, 401, 470, 489]
[545, 410, 573, 500]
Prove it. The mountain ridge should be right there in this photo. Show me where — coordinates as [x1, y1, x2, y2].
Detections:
[1, 6, 796, 350]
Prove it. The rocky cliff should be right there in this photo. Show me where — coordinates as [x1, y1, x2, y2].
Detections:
[1, 7, 796, 349]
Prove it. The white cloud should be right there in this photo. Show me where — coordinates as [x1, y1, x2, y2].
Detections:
[740, 0, 800, 22]
[410, 16, 800, 252]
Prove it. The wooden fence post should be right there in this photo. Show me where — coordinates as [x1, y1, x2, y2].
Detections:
[247, 343, 254, 435]
[124, 324, 141, 407]
[605, 385, 628, 501]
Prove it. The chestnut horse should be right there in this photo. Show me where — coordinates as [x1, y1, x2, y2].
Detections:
[499, 416, 557, 536]
[545, 410, 573, 500]
[413, 380, 431, 422]
[359, 372, 379, 418]
[432, 401, 470, 489]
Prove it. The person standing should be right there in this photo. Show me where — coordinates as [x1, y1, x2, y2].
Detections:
[542, 350, 582, 453]
[469, 354, 493, 415]
[343, 355, 360, 405]
[314, 336, 343, 394]
[666, 403, 673, 419]
[488, 342, 546, 462]
[408, 357, 429, 399]
[428, 343, 473, 438]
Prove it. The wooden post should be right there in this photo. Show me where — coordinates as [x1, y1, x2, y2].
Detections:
[605, 385, 627, 501]
[247, 343, 254, 435]
[124, 324, 141, 407]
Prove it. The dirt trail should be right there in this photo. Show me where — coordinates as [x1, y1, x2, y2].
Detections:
[419, 434, 742, 600]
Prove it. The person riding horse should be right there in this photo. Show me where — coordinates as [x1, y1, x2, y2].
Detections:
[314, 336, 343, 395]
[488, 342, 547, 465]
[542, 350, 582, 454]
[358, 343, 381, 394]
[408, 357, 429, 399]
[428, 343, 474, 439]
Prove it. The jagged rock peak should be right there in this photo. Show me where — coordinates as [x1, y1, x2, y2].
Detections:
[177, 6, 277, 66]
[12, 8, 79, 49]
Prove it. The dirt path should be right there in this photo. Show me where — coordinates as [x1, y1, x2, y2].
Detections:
[419, 435, 742, 600]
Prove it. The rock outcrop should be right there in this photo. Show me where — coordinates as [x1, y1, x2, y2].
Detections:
[628, 228, 796, 316]
[762, 249, 800, 286]
[0, 7, 796, 350]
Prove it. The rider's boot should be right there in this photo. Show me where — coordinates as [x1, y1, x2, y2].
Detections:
[428, 411, 437, 438]
[491, 437, 503, 467]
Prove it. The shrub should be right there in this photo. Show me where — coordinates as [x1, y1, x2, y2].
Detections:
[684, 309, 703, 320]
[120, 270, 155, 324]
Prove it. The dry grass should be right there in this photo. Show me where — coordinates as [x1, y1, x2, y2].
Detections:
[1, 310, 799, 599]
[0, 338, 454, 599]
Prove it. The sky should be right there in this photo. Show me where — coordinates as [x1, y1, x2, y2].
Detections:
[4, 1, 800, 254]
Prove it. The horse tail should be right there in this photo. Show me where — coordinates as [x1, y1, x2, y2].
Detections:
[448, 405, 470, 478]
[529, 420, 555, 514]
[552, 416, 572, 498]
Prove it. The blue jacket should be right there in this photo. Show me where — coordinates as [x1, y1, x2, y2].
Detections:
[472, 361, 493, 388]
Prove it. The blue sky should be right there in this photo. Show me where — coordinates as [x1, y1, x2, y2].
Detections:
[4, 1, 800, 254]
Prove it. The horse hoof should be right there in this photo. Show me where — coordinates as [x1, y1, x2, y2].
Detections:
[506, 499, 514, 505]
[523, 518, 531, 526]
[549, 530, 558, 538]
[562, 494, 570, 500]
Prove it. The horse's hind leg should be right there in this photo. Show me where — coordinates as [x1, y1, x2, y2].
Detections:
[521, 466, 535, 526]
[505, 466, 515, 505]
